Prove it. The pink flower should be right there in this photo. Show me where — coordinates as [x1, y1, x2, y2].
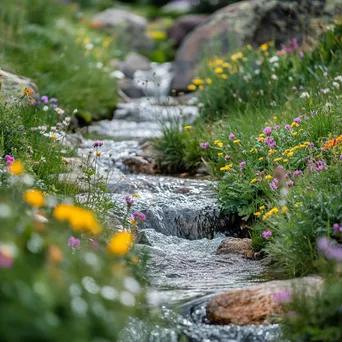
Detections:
[262, 230, 272, 239]
[239, 161, 246, 171]
[293, 117, 301, 124]
[132, 212, 146, 222]
[272, 290, 291, 303]
[68, 236, 81, 249]
[293, 170, 303, 178]
[0, 250, 13, 268]
[269, 178, 279, 191]
[286, 180, 294, 187]
[263, 126, 272, 136]
[292, 86, 297, 91]
[299, 51, 304, 58]
[229, 133, 235, 141]
[92, 141, 103, 148]
[200, 142, 209, 149]
[333, 223, 340, 231]
[285, 124, 291, 131]
[274, 125, 280, 130]
[5, 155, 14, 165]
[339, 154, 342, 161]
[125, 195, 134, 207]
[41, 95, 49, 104]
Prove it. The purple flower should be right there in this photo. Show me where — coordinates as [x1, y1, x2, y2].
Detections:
[340, 154, 342, 161]
[50, 104, 58, 108]
[50, 98, 58, 102]
[239, 161, 246, 171]
[200, 142, 209, 149]
[125, 196, 134, 207]
[318, 237, 342, 262]
[272, 290, 291, 303]
[299, 51, 304, 58]
[264, 137, 276, 148]
[68, 236, 81, 249]
[5, 155, 14, 165]
[304, 115, 310, 120]
[293, 117, 301, 124]
[333, 223, 340, 231]
[229, 133, 235, 141]
[269, 178, 279, 191]
[0, 250, 13, 268]
[286, 180, 294, 187]
[132, 212, 146, 222]
[293, 170, 303, 178]
[41, 95, 49, 104]
[274, 125, 280, 130]
[92, 141, 104, 148]
[292, 86, 297, 91]
[263, 126, 272, 136]
[285, 124, 292, 131]
[262, 230, 272, 239]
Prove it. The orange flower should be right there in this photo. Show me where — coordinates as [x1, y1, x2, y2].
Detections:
[49, 245, 63, 263]
[8, 160, 24, 175]
[323, 135, 342, 150]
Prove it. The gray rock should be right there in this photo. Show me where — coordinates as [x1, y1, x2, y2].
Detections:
[118, 78, 145, 99]
[119, 52, 151, 79]
[216, 238, 253, 255]
[162, 0, 194, 14]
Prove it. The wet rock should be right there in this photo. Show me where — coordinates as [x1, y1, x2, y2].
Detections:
[206, 276, 323, 326]
[171, 0, 341, 92]
[118, 78, 145, 99]
[123, 156, 158, 175]
[216, 238, 253, 256]
[0, 69, 39, 106]
[168, 15, 207, 49]
[91, 9, 153, 51]
[119, 52, 151, 79]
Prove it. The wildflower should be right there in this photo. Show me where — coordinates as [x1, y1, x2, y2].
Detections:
[239, 161, 246, 171]
[293, 170, 303, 177]
[260, 43, 268, 51]
[264, 137, 276, 148]
[49, 245, 64, 263]
[8, 160, 24, 176]
[285, 124, 292, 131]
[292, 86, 297, 91]
[273, 158, 282, 162]
[340, 154, 342, 160]
[333, 223, 340, 231]
[269, 56, 279, 63]
[220, 163, 233, 171]
[295, 202, 302, 207]
[125, 196, 134, 207]
[269, 178, 279, 191]
[271, 74, 278, 81]
[92, 141, 103, 148]
[257, 137, 265, 142]
[292, 132, 298, 136]
[250, 148, 258, 153]
[51, 135, 57, 141]
[22, 87, 35, 97]
[206, 78, 213, 85]
[132, 212, 146, 222]
[268, 149, 277, 155]
[132, 194, 140, 198]
[317, 237, 342, 262]
[272, 290, 291, 303]
[254, 212, 261, 217]
[188, 84, 196, 91]
[200, 142, 209, 149]
[299, 51, 304, 58]
[250, 178, 257, 184]
[221, 74, 228, 80]
[0, 249, 14, 268]
[262, 230, 272, 238]
[258, 157, 264, 161]
[107, 231, 133, 256]
[233, 140, 240, 144]
[96, 151, 101, 157]
[259, 205, 266, 210]
[5, 155, 14, 165]
[262, 207, 279, 220]
[24, 189, 45, 208]
[265, 175, 272, 180]
[218, 153, 223, 157]
[214, 67, 223, 74]
[263, 126, 272, 136]
[215, 59, 223, 65]
[281, 206, 288, 213]
[224, 155, 232, 161]
[274, 125, 280, 130]
[41, 95, 49, 104]
[300, 92, 310, 99]
[191, 78, 203, 86]
[293, 117, 301, 124]
[229, 133, 235, 141]
[68, 236, 81, 249]
[332, 82, 340, 89]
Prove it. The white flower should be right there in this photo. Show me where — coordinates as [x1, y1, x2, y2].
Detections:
[271, 74, 278, 81]
[254, 69, 260, 75]
[65, 116, 71, 122]
[243, 73, 252, 83]
[300, 92, 310, 99]
[269, 56, 279, 63]
[72, 109, 78, 114]
[96, 62, 103, 69]
[85, 43, 94, 50]
[332, 81, 340, 89]
[334, 76, 342, 82]
[43, 105, 49, 111]
[323, 72, 328, 78]
[320, 88, 330, 94]
[55, 107, 65, 116]
[288, 76, 293, 81]
[273, 63, 279, 68]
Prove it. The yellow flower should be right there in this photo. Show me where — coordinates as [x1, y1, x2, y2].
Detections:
[254, 212, 261, 217]
[295, 202, 302, 208]
[8, 160, 24, 176]
[217, 142, 223, 147]
[262, 207, 279, 220]
[260, 43, 268, 51]
[199, 85, 204, 91]
[287, 151, 294, 157]
[292, 132, 298, 136]
[281, 206, 288, 213]
[283, 159, 289, 163]
[193, 78, 204, 85]
[247, 44, 253, 50]
[259, 205, 266, 210]
[184, 126, 192, 130]
[221, 74, 228, 79]
[273, 157, 282, 162]
[259, 133, 265, 137]
[133, 193, 140, 198]
[233, 139, 241, 144]
[96, 151, 101, 157]
[273, 116, 277, 121]
[250, 148, 258, 153]
[214, 67, 223, 74]
[265, 175, 272, 180]
[206, 78, 212, 85]
[231, 52, 243, 62]
[147, 30, 166, 41]
[258, 157, 264, 161]
[107, 231, 133, 256]
[257, 137, 265, 142]
[22, 87, 35, 97]
[222, 62, 231, 68]
[24, 189, 45, 208]
[215, 59, 223, 65]
[51, 135, 57, 141]
[218, 153, 223, 157]
[220, 163, 233, 171]
[250, 178, 257, 184]
[188, 84, 196, 91]
[268, 149, 277, 155]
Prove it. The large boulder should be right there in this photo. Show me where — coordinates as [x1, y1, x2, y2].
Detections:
[216, 238, 253, 256]
[171, 0, 342, 92]
[0, 69, 39, 106]
[119, 52, 151, 79]
[91, 9, 153, 51]
[206, 277, 323, 326]
[168, 15, 207, 49]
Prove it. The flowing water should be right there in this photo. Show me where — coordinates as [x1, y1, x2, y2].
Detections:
[79, 62, 282, 341]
